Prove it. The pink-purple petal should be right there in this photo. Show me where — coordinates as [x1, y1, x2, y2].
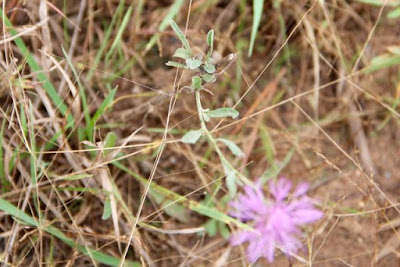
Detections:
[230, 230, 254, 245]
[293, 182, 309, 197]
[270, 177, 292, 202]
[229, 177, 324, 263]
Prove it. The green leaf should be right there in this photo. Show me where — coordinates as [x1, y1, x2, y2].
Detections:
[206, 29, 214, 58]
[166, 61, 187, 68]
[388, 7, 400, 19]
[222, 162, 237, 198]
[363, 53, 400, 73]
[149, 187, 189, 223]
[92, 87, 117, 124]
[102, 198, 112, 220]
[205, 107, 239, 119]
[105, 5, 134, 62]
[186, 58, 202, 70]
[20, 103, 27, 140]
[261, 148, 295, 183]
[0, 118, 10, 193]
[203, 62, 216, 74]
[60, 173, 93, 181]
[143, 0, 185, 54]
[259, 124, 275, 165]
[61, 46, 92, 140]
[203, 219, 218, 237]
[86, 0, 126, 81]
[218, 222, 231, 239]
[191, 76, 203, 90]
[203, 112, 211, 122]
[353, 0, 400, 6]
[249, 0, 264, 57]
[103, 132, 117, 157]
[169, 20, 193, 56]
[173, 47, 192, 59]
[217, 138, 244, 158]
[207, 29, 214, 47]
[201, 73, 216, 83]
[162, 199, 189, 223]
[182, 129, 202, 144]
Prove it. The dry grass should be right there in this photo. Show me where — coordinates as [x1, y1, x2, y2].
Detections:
[1, 0, 400, 266]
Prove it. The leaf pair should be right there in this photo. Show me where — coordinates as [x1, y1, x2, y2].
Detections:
[167, 20, 216, 72]
[181, 107, 239, 144]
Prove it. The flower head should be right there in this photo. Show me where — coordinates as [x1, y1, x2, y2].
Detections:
[229, 177, 323, 263]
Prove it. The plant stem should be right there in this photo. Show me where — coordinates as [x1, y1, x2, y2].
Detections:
[195, 90, 252, 185]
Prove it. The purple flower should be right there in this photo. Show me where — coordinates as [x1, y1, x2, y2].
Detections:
[229, 177, 323, 263]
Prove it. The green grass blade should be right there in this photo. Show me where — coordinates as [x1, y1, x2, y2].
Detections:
[259, 124, 275, 165]
[46, 236, 54, 266]
[105, 6, 134, 62]
[143, 0, 185, 54]
[19, 102, 28, 138]
[60, 46, 92, 141]
[363, 54, 400, 73]
[0, 198, 140, 266]
[28, 102, 37, 186]
[91, 87, 117, 124]
[0, 117, 10, 193]
[261, 148, 295, 183]
[0, 8, 74, 127]
[248, 0, 264, 57]
[134, 0, 145, 31]
[354, 0, 400, 6]
[86, 0, 126, 81]
[388, 7, 400, 18]
[103, 132, 117, 157]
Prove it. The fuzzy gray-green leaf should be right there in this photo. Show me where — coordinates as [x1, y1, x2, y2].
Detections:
[169, 20, 193, 55]
[222, 162, 237, 198]
[173, 47, 192, 59]
[217, 138, 244, 158]
[205, 107, 239, 119]
[201, 73, 216, 83]
[203, 62, 216, 74]
[182, 129, 202, 144]
[203, 112, 211, 122]
[166, 61, 187, 68]
[186, 58, 202, 70]
[191, 76, 203, 90]
[207, 29, 214, 58]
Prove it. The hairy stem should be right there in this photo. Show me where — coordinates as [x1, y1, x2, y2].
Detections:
[195, 90, 251, 185]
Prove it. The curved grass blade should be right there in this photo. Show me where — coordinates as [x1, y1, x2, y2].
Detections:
[248, 0, 264, 57]
[143, 0, 185, 54]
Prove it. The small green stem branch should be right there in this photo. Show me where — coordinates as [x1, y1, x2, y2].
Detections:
[195, 90, 252, 186]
